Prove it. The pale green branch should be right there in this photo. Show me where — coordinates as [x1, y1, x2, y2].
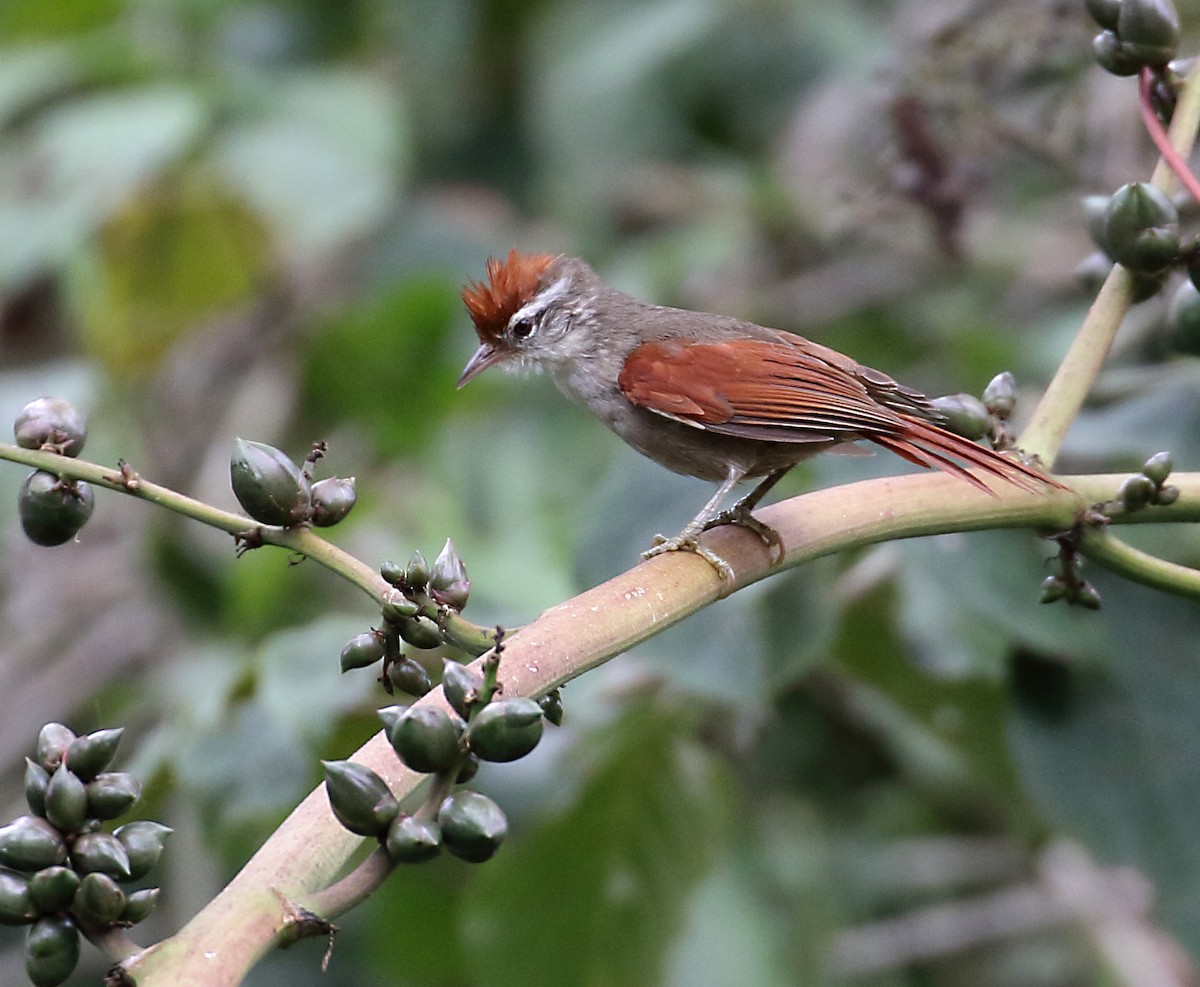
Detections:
[1020, 56, 1200, 465]
[1078, 526, 1200, 599]
[117, 469, 1200, 986]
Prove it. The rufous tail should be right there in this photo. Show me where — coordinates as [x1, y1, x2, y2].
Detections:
[872, 415, 1066, 495]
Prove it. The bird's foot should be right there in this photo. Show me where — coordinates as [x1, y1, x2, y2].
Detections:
[702, 506, 784, 565]
[642, 533, 734, 581]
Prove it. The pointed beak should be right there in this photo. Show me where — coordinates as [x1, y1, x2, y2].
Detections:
[457, 342, 504, 388]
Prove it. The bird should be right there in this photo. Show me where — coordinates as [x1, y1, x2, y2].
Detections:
[457, 249, 1062, 576]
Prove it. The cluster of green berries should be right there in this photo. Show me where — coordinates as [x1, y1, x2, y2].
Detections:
[339, 543, 471, 692]
[1087, 0, 1181, 77]
[324, 659, 562, 866]
[1116, 450, 1179, 511]
[1, 724, 169, 987]
[12, 398, 95, 547]
[230, 438, 356, 528]
[930, 370, 1019, 443]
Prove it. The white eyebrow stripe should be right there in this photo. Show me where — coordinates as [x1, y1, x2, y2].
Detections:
[508, 277, 570, 327]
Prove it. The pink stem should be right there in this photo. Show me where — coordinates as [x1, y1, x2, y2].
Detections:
[1139, 66, 1200, 206]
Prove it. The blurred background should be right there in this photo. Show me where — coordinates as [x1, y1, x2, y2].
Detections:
[2, 0, 1200, 983]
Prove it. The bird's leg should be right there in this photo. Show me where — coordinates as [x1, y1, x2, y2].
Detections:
[701, 468, 788, 563]
[643, 466, 787, 578]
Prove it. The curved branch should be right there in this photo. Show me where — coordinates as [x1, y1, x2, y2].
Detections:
[118, 469, 1200, 986]
[0, 443, 497, 656]
[1020, 57, 1200, 466]
[1078, 525, 1200, 599]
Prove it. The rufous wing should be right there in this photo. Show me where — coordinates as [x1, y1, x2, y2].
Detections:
[617, 337, 1062, 494]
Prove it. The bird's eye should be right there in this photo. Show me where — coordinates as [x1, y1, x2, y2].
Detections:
[510, 318, 536, 341]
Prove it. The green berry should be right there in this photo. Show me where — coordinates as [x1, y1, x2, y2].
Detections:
[18, 471, 95, 546]
[114, 821, 172, 881]
[321, 761, 398, 838]
[468, 698, 545, 763]
[398, 616, 443, 650]
[70, 832, 131, 880]
[387, 656, 434, 697]
[1167, 279, 1200, 354]
[28, 867, 79, 914]
[385, 815, 442, 864]
[43, 764, 87, 834]
[309, 476, 357, 527]
[64, 728, 123, 782]
[24, 916, 79, 987]
[85, 772, 141, 821]
[72, 872, 126, 926]
[388, 707, 465, 775]
[0, 817, 67, 872]
[430, 539, 470, 610]
[930, 393, 990, 441]
[1102, 182, 1180, 273]
[120, 887, 160, 924]
[981, 372, 1017, 419]
[340, 631, 386, 673]
[229, 438, 312, 527]
[0, 870, 36, 926]
[442, 660, 484, 720]
[437, 791, 507, 863]
[1119, 474, 1156, 511]
[1141, 451, 1173, 486]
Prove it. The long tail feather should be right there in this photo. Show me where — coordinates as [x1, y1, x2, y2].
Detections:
[872, 415, 1065, 495]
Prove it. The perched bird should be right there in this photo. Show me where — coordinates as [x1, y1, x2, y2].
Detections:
[458, 250, 1060, 575]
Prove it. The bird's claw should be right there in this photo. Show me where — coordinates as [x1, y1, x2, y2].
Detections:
[642, 534, 734, 581]
[703, 508, 785, 565]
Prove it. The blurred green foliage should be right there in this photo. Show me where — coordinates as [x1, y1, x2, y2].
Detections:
[2, 0, 1200, 984]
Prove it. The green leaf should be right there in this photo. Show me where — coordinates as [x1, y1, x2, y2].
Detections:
[1008, 579, 1200, 953]
[459, 696, 730, 987]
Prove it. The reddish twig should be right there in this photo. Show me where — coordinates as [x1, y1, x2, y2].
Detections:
[1139, 67, 1200, 205]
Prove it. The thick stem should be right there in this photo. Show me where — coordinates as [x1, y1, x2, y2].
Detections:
[1020, 57, 1200, 465]
[117, 470, 1200, 986]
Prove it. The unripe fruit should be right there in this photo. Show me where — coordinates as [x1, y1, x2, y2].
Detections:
[35, 725, 75, 774]
[70, 832, 131, 880]
[43, 764, 87, 834]
[18, 472, 95, 546]
[309, 476, 357, 527]
[981, 372, 1017, 419]
[1141, 451, 1173, 487]
[387, 657, 434, 697]
[28, 867, 79, 914]
[437, 791, 508, 863]
[0, 817, 67, 871]
[229, 439, 312, 526]
[385, 815, 442, 863]
[398, 616, 443, 650]
[389, 707, 465, 774]
[930, 393, 990, 441]
[442, 660, 484, 720]
[13, 398, 88, 456]
[1102, 182, 1180, 272]
[467, 698, 545, 763]
[24, 760, 49, 817]
[0, 870, 36, 925]
[114, 821, 172, 881]
[73, 872, 126, 926]
[121, 887, 160, 924]
[64, 728, 123, 782]
[340, 631, 386, 673]
[86, 772, 141, 820]
[321, 761, 398, 838]
[1119, 474, 1156, 511]
[24, 916, 79, 987]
